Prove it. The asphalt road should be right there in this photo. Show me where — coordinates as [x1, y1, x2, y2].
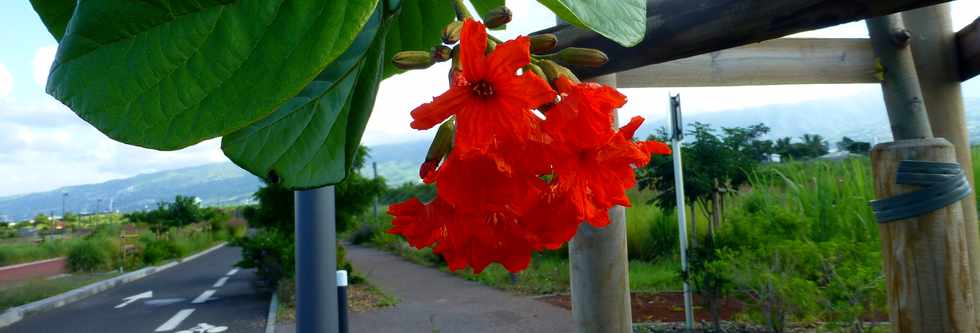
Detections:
[2, 246, 270, 333]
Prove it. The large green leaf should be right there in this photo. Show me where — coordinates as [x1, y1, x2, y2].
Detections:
[382, 0, 455, 78]
[46, 0, 378, 150]
[29, 0, 76, 41]
[221, 7, 391, 189]
[537, 0, 645, 47]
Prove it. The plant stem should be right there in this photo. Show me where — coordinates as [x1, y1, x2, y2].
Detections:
[452, 0, 473, 20]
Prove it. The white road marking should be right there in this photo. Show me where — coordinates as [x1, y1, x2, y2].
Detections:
[115, 290, 153, 309]
[156, 309, 195, 332]
[213, 277, 228, 288]
[192, 289, 216, 304]
[226, 268, 239, 276]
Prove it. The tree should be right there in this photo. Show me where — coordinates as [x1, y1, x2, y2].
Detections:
[168, 195, 203, 228]
[236, 145, 386, 283]
[836, 136, 871, 155]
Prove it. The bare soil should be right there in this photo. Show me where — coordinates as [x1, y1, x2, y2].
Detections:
[538, 291, 745, 323]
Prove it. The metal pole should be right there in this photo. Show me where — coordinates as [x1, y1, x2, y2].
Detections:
[372, 162, 379, 221]
[670, 94, 695, 330]
[337, 270, 349, 333]
[295, 186, 339, 333]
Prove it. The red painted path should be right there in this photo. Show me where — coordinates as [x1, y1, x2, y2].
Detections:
[0, 257, 68, 284]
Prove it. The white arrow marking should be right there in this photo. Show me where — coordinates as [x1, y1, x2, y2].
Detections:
[213, 277, 228, 288]
[115, 291, 153, 308]
[156, 309, 195, 332]
[192, 289, 216, 304]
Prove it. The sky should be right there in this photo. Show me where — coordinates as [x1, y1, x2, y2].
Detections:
[0, 1, 978, 197]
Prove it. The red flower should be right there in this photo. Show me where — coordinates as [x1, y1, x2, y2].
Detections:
[429, 152, 543, 215]
[550, 116, 671, 227]
[409, 20, 556, 156]
[543, 77, 626, 149]
[387, 196, 538, 273]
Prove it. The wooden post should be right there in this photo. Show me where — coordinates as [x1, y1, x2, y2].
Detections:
[866, 15, 932, 140]
[871, 139, 976, 332]
[868, 14, 977, 332]
[568, 73, 633, 333]
[903, 5, 980, 327]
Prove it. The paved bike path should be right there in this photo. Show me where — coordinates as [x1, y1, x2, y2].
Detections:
[1, 246, 269, 333]
[344, 245, 572, 332]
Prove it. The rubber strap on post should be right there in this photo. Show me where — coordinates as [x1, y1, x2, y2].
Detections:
[870, 160, 972, 223]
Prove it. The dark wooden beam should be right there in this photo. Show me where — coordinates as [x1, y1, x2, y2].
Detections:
[958, 18, 980, 81]
[534, 0, 954, 80]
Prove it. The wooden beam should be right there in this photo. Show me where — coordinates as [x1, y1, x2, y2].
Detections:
[534, 0, 954, 80]
[904, 7, 980, 328]
[958, 17, 980, 81]
[617, 38, 876, 88]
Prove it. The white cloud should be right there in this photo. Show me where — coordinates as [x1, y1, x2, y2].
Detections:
[0, 63, 12, 100]
[32, 45, 57, 87]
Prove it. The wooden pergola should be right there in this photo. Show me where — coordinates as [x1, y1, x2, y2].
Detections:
[532, 1, 980, 332]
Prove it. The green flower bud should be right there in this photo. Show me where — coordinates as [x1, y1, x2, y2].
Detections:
[538, 59, 579, 84]
[524, 63, 547, 81]
[529, 34, 557, 54]
[432, 45, 452, 62]
[484, 6, 512, 29]
[421, 120, 455, 179]
[555, 47, 608, 68]
[393, 51, 435, 70]
[442, 21, 463, 44]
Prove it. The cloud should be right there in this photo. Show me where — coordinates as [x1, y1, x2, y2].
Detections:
[0, 100, 230, 196]
[0, 63, 12, 100]
[32, 45, 57, 87]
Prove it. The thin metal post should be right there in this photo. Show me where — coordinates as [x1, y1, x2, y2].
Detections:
[295, 186, 339, 333]
[372, 162, 379, 221]
[337, 270, 349, 333]
[670, 94, 695, 330]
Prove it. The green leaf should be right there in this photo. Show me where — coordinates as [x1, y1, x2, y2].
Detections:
[47, 0, 379, 150]
[382, 0, 455, 78]
[221, 7, 390, 189]
[29, 0, 76, 41]
[537, 0, 646, 47]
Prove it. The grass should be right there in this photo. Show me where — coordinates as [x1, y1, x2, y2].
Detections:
[276, 274, 398, 322]
[0, 239, 77, 267]
[0, 272, 120, 311]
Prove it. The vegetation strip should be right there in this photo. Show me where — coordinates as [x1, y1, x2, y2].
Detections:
[0, 243, 225, 329]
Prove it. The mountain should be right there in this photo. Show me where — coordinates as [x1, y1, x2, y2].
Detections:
[366, 95, 980, 186]
[0, 163, 263, 222]
[4, 94, 976, 221]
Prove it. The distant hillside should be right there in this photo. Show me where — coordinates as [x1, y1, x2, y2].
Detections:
[5, 94, 976, 220]
[0, 163, 263, 221]
[365, 95, 980, 186]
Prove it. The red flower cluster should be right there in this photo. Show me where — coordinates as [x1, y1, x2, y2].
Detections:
[388, 20, 671, 273]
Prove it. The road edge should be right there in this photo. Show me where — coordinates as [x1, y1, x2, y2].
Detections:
[265, 291, 279, 333]
[0, 242, 227, 329]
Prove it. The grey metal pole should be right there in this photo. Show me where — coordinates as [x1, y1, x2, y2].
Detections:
[372, 162, 379, 221]
[295, 186, 339, 333]
[670, 94, 695, 330]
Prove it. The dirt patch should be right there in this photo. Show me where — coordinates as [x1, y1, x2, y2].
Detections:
[348, 283, 398, 312]
[538, 292, 744, 323]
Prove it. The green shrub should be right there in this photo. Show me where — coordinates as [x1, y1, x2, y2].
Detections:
[67, 239, 112, 272]
[348, 222, 378, 245]
[142, 239, 181, 264]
